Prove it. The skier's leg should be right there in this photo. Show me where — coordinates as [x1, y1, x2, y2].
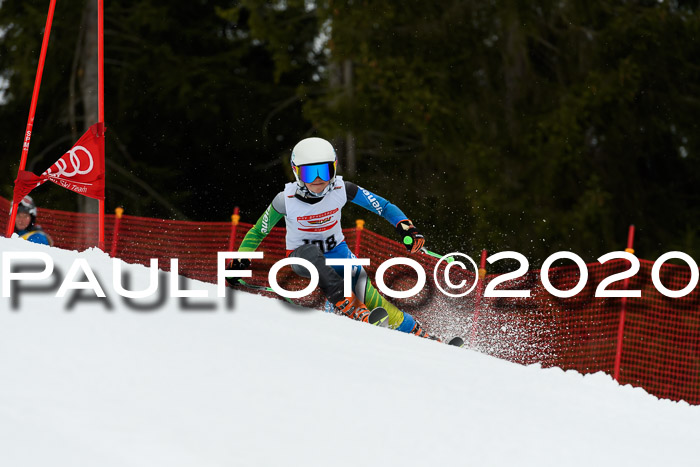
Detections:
[352, 273, 436, 338]
[324, 242, 434, 338]
[289, 244, 370, 322]
[360, 278, 436, 338]
[289, 243, 345, 303]
[358, 277, 418, 332]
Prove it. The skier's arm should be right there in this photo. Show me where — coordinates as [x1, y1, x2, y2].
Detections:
[345, 181, 425, 253]
[345, 181, 408, 226]
[237, 193, 286, 252]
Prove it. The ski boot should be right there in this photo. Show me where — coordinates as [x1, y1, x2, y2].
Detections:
[411, 321, 465, 347]
[410, 320, 441, 342]
[334, 293, 371, 323]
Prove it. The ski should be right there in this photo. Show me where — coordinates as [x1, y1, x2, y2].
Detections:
[234, 280, 458, 344]
[446, 336, 465, 348]
[368, 307, 389, 327]
[234, 279, 297, 305]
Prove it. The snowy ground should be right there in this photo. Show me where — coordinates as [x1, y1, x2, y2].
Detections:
[1, 237, 699, 467]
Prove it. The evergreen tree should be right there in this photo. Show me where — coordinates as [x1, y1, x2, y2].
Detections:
[0, 0, 318, 221]
[2, 0, 698, 265]
[300, 0, 700, 264]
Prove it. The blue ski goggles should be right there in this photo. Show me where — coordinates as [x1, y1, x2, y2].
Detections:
[295, 161, 336, 184]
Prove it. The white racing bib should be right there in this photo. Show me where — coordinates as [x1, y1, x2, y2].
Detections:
[284, 176, 347, 252]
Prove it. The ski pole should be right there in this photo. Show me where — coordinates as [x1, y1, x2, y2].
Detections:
[400, 233, 455, 263]
[420, 247, 456, 263]
[235, 278, 297, 305]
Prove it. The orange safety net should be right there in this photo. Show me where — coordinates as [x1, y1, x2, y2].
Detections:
[2, 196, 698, 404]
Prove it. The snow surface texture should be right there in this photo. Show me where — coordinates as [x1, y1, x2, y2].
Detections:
[1, 237, 699, 467]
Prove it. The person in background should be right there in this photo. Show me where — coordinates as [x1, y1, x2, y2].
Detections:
[14, 195, 53, 246]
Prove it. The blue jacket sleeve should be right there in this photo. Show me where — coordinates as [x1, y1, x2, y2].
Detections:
[346, 182, 409, 226]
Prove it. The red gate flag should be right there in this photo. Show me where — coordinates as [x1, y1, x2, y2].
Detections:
[13, 122, 105, 203]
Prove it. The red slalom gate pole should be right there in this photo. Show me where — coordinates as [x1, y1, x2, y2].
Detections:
[5, 0, 58, 238]
[228, 207, 240, 251]
[355, 219, 365, 255]
[109, 207, 123, 257]
[97, 0, 106, 250]
[469, 249, 488, 348]
[613, 224, 636, 382]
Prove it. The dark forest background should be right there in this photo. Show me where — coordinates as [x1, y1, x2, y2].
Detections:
[1, 0, 699, 266]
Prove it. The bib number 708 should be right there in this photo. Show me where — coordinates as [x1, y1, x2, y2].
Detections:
[302, 235, 337, 253]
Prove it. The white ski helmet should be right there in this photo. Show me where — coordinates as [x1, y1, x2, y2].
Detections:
[290, 137, 338, 194]
[17, 195, 38, 217]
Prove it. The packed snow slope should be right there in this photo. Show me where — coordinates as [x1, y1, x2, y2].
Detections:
[1, 237, 699, 467]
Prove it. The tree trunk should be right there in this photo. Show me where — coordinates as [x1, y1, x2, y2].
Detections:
[343, 59, 356, 176]
[77, 0, 99, 215]
[329, 58, 356, 176]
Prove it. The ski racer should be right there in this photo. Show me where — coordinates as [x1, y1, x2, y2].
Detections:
[13, 196, 53, 246]
[227, 137, 438, 340]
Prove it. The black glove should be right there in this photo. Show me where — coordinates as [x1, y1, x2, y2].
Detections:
[225, 258, 251, 286]
[396, 220, 425, 254]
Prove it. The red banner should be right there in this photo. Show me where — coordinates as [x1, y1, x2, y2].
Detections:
[13, 122, 105, 203]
